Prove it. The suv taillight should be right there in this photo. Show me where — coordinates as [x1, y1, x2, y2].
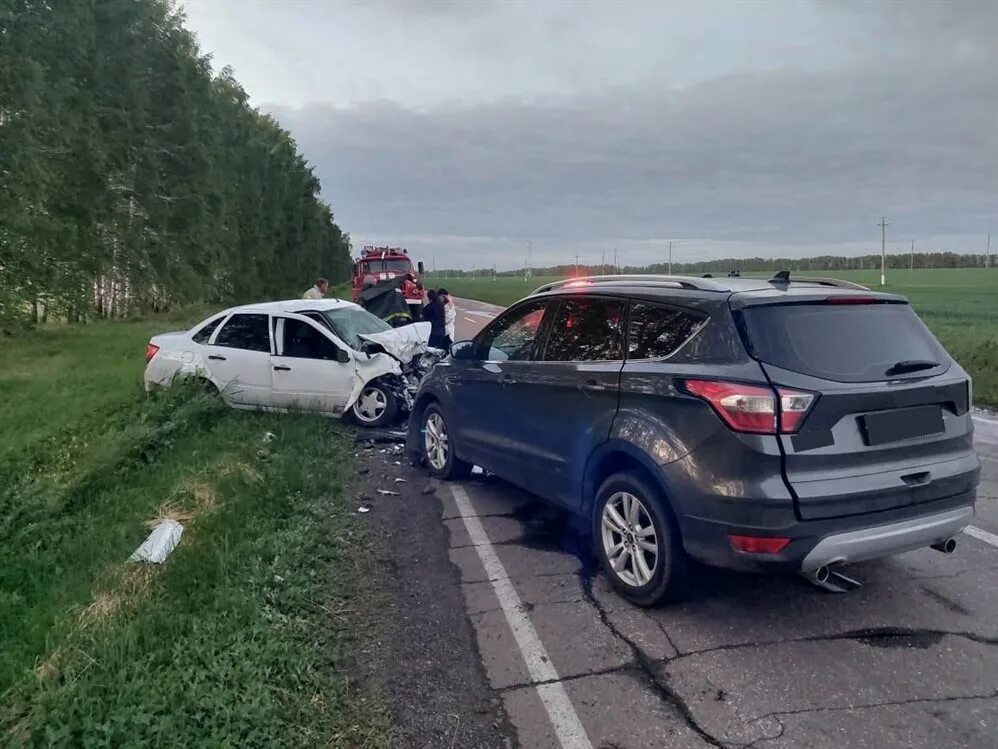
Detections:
[680, 379, 815, 435]
[145, 343, 160, 363]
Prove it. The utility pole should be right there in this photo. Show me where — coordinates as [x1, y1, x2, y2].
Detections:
[669, 241, 673, 275]
[613, 249, 618, 274]
[987, 233, 991, 269]
[601, 249, 606, 276]
[575, 254, 580, 277]
[910, 240, 914, 271]
[525, 240, 532, 280]
[878, 217, 889, 286]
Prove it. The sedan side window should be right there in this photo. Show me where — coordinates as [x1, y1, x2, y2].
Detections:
[192, 314, 226, 344]
[281, 318, 342, 360]
[627, 302, 706, 359]
[476, 301, 548, 361]
[542, 297, 626, 362]
[213, 313, 271, 352]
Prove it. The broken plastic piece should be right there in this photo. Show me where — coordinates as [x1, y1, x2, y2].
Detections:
[394, 478, 407, 483]
[129, 520, 183, 564]
[377, 489, 400, 496]
[358, 506, 371, 513]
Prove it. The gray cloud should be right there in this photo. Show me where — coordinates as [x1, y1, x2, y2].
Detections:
[183, 0, 998, 268]
[273, 50, 996, 264]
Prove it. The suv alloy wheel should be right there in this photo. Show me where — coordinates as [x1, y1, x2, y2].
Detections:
[593, 472, 688, 606]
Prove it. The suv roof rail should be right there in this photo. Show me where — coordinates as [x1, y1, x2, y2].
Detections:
[768, 270, 869, 291]
[531, 274, 729, 295]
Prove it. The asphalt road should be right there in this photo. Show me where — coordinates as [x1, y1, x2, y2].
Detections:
[443, 297, 998, 748]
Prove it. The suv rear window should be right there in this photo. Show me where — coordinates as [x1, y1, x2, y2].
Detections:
[739, 302, 948, 382]
[627, 302, 705, 359]
[543, 298, 625, 361]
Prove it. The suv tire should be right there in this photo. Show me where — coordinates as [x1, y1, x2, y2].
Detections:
[593, 472, 688, 606]
[422, 403, 472, 480]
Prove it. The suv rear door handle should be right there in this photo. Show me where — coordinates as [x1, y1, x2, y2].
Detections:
[501, 374, 517, 386]
[273, 365, 291, 371]
[582, 379, 607, 392]
[208, 354, 226, 361]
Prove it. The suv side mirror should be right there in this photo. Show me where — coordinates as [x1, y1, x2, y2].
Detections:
[450, 340, 476, 360]
[336, 348, 351, 364]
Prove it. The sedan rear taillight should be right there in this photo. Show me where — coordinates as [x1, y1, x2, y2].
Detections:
[145, 343, 160, 363]
[680, 379, 815, 435]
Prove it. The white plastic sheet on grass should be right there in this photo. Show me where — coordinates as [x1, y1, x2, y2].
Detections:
[129, 519, 184, 564]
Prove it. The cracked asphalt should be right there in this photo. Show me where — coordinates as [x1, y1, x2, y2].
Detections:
[371, 298, 998, 748]
[441, 450, 998, 749]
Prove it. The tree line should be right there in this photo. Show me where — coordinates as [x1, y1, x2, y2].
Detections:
[0, 0, 352, 329]
[431, 251, 993, 278]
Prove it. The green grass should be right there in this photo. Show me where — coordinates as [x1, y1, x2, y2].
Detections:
[437, 269, 998, 407]
[0, 313, 389, 747]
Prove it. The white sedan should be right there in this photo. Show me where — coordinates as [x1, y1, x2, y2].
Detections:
[143, 299, 433, 427]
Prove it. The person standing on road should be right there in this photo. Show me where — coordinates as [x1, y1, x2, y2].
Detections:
[403, 274, 422, 321]
[423, 290, 451, 350]
[439, 288, 456, 342]
[303, 278, 329, 300]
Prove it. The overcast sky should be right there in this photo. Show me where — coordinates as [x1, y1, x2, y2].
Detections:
[181, 0, 997, 269]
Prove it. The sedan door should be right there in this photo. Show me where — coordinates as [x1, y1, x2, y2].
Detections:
[205, 312, 274, 407]
[270, 314, 355, 415]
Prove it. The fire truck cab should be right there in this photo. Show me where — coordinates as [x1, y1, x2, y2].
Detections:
[351, 246, 424, 303]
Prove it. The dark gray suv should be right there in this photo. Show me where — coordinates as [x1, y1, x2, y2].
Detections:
[408, 274, 980, 605]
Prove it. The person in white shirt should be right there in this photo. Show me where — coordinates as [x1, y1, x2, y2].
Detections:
[439, 288, 456, 341]
[303, 278, 329, 300]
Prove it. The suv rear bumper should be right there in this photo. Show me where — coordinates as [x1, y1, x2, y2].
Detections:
[799, 506, 972, 573]
[679, 491, 976, 573]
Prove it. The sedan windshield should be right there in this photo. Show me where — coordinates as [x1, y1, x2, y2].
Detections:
[320, 306, 391, 350]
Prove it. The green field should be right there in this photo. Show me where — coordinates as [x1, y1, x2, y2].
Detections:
[0, 315, 388, 746]
[435, 268, 998, 407]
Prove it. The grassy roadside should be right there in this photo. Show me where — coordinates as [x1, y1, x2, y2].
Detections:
[437, 269, 998, 407]
[0, 315, 390, 746]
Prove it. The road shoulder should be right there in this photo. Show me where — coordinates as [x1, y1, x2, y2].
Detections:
[350, 439, 516, 748]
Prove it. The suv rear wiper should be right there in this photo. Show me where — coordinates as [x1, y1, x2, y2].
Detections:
[885, 359, 939, 376]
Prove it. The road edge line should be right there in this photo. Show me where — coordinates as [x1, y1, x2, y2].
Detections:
[450, 484, 593, 749]
[964, 524, 998, 548]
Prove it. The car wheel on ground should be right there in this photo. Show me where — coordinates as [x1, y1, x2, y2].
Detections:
[350, 380, 400, 427]
[422, 403, 472, 480]
[593, 472, 688, 606]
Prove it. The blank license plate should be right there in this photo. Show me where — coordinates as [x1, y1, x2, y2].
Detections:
[861, 405, 944, 446]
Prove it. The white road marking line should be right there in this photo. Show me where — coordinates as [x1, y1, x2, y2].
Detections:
[450, 484, 593, 749]
[965, 525, 998, 548]
[463, 317, 478, 323]
[973, 414, 998, 426]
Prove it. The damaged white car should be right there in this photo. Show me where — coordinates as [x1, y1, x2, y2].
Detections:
[143, 299, 442, 427]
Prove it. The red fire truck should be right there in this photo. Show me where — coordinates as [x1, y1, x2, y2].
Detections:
[351, 246, 424, 304]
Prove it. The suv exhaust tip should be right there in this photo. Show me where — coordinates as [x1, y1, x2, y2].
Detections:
[810, 566, 830, 585]
[801, 565, 862, 593]
[930, 537, 957, 554]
